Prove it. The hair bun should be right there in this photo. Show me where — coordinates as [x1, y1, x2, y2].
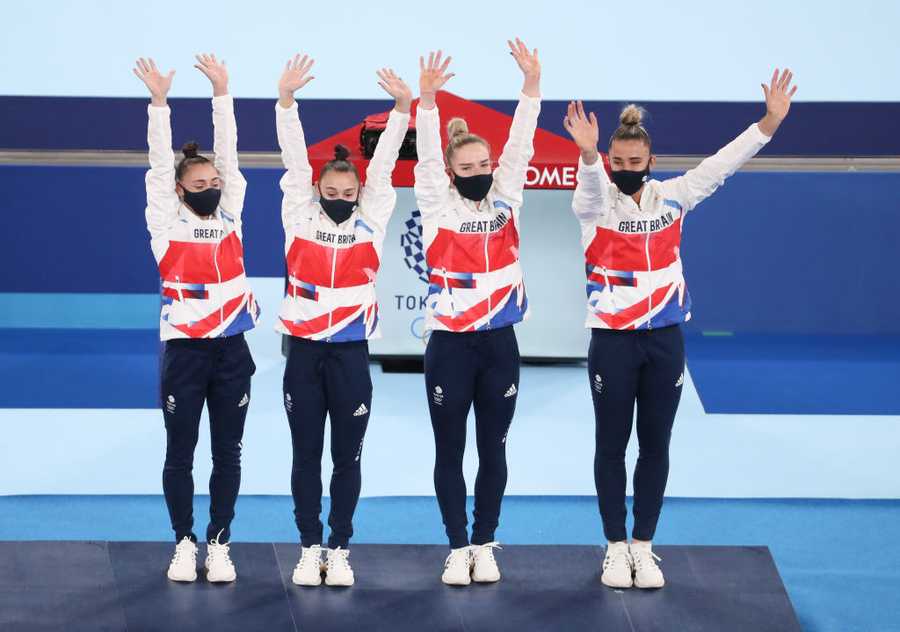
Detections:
[333, 144, 351, 161]
[619, 104, 644, 127]
[446, 117, 469, 139]
[181, 141, 200, 159]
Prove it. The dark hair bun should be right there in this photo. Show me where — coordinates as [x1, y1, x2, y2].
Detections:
[181, 141, 200, 159]
[333, 144, 351, 161]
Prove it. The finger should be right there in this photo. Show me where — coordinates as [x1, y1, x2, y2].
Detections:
[788, 85, 797, 98]
[532, 48, 539, 62]
[427, 51, 435, 70]
[166, 70, 175, 81]
[782, 70, 793, 92]
[132, 67, 145, 81]
[589, 111, 598, 130]
[210, 53, 218, 64]
[761, 83, 769, 101]
[377, 80, 389, 93]
[195, 54, 206, 67]
[149, 58, 158, 72]
[770, 68, 778, 92]
[440, 56, 452, 74]
[300, 76, 315, 88]
[302, 58, 315, 75]
[567, 101, 576, 120]
[507, 39, 515, 54]
[376, 69, 388, 82]
[138, 58, 150, 73]
[563, 116, 572, 133]
[194, 64, 212, 79]
[779, 68, 791, 90]
[434, 50, 444, 70]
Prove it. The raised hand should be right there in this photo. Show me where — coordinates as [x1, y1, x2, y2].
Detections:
[279, 53, 315, 107]
[759, 68, 797, 136]
[507, 38, 540, 97]
[133, 58, 174, 107]
[418, 51, 454, 110]
[376, 68, 412, 114]
[563, 100, 600, 165]
[194, 53, 229, 97]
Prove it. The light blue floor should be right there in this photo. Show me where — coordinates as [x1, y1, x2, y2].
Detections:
[3, 495, 899, 632]
[4, 357, 900, 498]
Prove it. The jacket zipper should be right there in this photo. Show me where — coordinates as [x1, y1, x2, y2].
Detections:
[644, 231, 653, 330]
[483, 222, 491, 330]
[327, 240, 338, 341]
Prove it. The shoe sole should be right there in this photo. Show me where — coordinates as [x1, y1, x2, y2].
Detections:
[442, 576, 472, 586]
[292, 576, 323, 586]
[167, 572, 197, 582]
[634, 579, 665, 589]
[324, 577, 354, 587]
[206, 572, 236, 583]
[471, 573, 500, 583]
[601, 576, 633, 589]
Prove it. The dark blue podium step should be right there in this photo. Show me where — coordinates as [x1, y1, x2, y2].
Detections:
[0, 542, 801, 631]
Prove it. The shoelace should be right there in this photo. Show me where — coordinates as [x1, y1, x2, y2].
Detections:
[444, 547, 471, 570]
[172, 538, 196, 565]
[475, 542, 502, 563]
[328, 547, 351, 572]
[208, 532, 233, 566]
[631, 548, 662, 571]
[603, 546, 631, 570]
[296, 546, 322, 572]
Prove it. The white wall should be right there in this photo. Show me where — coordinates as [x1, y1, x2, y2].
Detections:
[2, 0, 898, 100]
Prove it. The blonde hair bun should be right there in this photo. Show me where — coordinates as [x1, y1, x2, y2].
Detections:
[447, 117, 469, 139]
[619, 104, 645, 127]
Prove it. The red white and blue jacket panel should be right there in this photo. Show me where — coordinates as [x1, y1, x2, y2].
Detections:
[144, 96, 259, 341]
[413, 94, 541, 333]
[572, 123, 771, 330]
[275, 101, 409, 342]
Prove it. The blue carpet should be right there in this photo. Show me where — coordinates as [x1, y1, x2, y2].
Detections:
[1, 495, 898, 632]
[685, 333, 900, 415]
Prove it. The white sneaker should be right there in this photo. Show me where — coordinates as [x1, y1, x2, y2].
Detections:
[441, 546, 473, 586]
[471, 542, 502, 583]
[205, 536, 237, 583]
[631, 542, 665, 588]
[167, 537, 198, 582]
[601, 541, 633, 588]
[324, 547, 355, 587]
[292, 545, 324, 586]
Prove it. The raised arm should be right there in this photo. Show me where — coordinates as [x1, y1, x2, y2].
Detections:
[413, 50, 455, 220]
[563, 100, 611, 225]
[358, 68, 412, 231]
[193, 53, 246, 218]
[134, 57, 179, 240]
[492, 38, 541, 205]
[662, 68, 797, 211]
[275, 53, 318, 228]
[194, 53, 247, 218]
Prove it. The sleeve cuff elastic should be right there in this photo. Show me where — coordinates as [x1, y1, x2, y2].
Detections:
[578, 155, 604, 171]
[750, 122, 772, 143]
[276, 100, 298, 114]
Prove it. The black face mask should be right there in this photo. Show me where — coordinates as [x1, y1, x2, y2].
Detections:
[611, 166, 650, 196]
[320, 197, 357, 225]
[453, 173, 493, 202]
[181, 186, 221, 216]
